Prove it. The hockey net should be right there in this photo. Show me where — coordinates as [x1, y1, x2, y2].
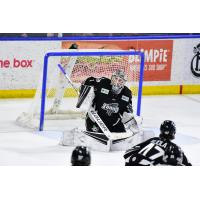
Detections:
[16, 49, 143, 130]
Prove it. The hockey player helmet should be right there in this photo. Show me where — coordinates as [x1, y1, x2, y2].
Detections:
[111, 69, 127, 94]
[71, 146, 91, 166]
[69, 43, 78, 49]
[159, 120, 176, 140]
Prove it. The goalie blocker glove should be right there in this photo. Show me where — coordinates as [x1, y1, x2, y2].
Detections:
[76, 84, 92, 108]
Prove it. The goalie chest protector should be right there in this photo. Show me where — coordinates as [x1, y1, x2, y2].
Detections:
[88, 77, 132, 125]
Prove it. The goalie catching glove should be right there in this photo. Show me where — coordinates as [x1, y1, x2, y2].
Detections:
[122, 112, 142, 134]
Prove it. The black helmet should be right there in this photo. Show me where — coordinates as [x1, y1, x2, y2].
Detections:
[159, 120, 176, 140]
[71, 146, 91, 166]
[69, 43, 78, 49]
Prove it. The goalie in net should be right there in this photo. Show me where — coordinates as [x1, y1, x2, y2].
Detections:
[80, 69, 138, 133]
[60, 69, 144, 151]
[16, 47, 146, 151]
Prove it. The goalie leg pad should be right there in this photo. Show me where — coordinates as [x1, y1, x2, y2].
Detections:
[59, 128, 111, 151]
[111, 136, 135, 151]
[83, 130, 143, 151]
[60, 128, 146, 152]
[60, 128, 90, 147]
[82, 131, 111, 152]
[110, 130, 144, 151]
[83, 131, 143, 152]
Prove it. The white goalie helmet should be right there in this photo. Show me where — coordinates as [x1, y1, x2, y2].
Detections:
[111, 69, 127, 94]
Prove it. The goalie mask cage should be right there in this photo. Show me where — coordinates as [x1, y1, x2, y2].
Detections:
[16, 49, 144, 131]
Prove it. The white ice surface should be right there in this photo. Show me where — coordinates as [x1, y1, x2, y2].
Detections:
[0, 95, 200, 165]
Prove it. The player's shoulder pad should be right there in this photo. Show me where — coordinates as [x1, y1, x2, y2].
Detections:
[84, 77, 96, 86]
[84, 76, 109, 86]
[123, 86, 132, 97]
[96, 77, 110, 83]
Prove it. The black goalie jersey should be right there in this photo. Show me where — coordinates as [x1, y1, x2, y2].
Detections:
[124, 137, 192, 166]
[83, 77, 133, 133]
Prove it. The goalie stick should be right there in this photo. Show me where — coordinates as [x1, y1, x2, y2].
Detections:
[88, 108, 112, 139]
[57, 64, 80, 95]
[57, 64, 112, 136]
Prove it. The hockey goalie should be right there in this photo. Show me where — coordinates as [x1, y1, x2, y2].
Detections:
[60, 69, 145, 151]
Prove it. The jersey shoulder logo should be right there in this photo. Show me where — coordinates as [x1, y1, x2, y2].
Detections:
[121, 95, 129, 102]
[101, 88, 109, 95]
[101, 103, 119, 116]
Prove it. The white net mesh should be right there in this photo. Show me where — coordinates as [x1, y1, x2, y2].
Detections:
[16, 49, 141, 130]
